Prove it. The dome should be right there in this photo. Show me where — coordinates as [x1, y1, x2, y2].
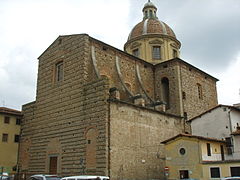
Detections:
[127, 18, 176, 41]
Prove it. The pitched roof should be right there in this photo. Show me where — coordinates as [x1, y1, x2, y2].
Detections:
[0, 107, 22, 116]
[161, 133, 226, 144]
[188, 104, 240, 122]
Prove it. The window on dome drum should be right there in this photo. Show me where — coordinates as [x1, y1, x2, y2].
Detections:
[173, 49, 178, 58]
[197, 83, 203, 99]
[152, 46, 161, 59]
[4, 116, 10, 124]
[2, 133, 8, 142]
[210, 167, 220, 178]
[132, 48, 139, 57]
[55, 61, 64, 82]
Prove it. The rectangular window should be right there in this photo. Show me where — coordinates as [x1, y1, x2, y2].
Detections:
[2, 133, 8, 142]
[4, 116, 10, 124]
[210, 167, 220, 178]
[132, 48, 139, 57]
[56, 61, 64, 82]
[152, 46, 161, 59]
[231, 167, 240, 176]
[207, 143, 211, 156]
[16, 118, 21, 125]
[14, 135, 20, 143]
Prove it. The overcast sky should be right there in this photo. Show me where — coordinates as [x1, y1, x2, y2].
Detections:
[0, 0, 240, 110]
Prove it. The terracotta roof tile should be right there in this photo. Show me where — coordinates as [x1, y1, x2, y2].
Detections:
[0, 107, 22, 116]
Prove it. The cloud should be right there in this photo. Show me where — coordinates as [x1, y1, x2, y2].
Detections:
[0, 0, 240, 109]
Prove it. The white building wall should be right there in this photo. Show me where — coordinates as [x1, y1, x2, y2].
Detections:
[191, 107, 231, 139]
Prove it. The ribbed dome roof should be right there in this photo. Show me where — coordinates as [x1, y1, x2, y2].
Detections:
[128, 18, 176, 41]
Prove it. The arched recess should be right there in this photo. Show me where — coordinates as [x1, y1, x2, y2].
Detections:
[85, 128, 97, 169]
[161, 77, 170, 109]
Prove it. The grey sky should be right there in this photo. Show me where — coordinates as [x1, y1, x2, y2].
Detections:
[0, 0, 240, 110]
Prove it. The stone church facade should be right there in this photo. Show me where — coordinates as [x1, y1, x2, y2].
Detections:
[19, 1, 218, 180]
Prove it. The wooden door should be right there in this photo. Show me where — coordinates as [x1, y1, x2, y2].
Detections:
[49, 156, 58, 174]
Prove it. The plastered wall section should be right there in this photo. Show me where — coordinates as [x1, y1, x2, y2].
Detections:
[109, 101, 184, 180]
[19, 34, 110, 176]
[0, 113, 21, 174]
[164, 138, 203, 180]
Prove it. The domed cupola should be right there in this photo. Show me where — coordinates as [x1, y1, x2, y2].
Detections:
[124, 0, 181, 64]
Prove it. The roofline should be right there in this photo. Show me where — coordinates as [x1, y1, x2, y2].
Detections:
[155, 58, 219, 81]
[161, 133, 226, 144]
[89, 36, 154, 67]
[38, 33, 89, 59]
[0, 107, 22, 117]
[188, 104, 240, 122]
[108, 98, 183, 119]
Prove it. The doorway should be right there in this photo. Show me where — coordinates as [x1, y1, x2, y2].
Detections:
[49, 156, 58, 174]
[179, 170, 189, 179]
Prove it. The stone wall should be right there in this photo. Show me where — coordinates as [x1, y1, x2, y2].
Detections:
[19, 34, 110, 176]
[109, 101, 184, 180]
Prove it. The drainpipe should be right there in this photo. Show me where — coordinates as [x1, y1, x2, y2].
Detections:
[228, 109, 233, 134]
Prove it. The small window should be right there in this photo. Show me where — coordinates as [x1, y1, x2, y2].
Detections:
[56, 61, 64, 82]
[179, 148, 186, 155]
[152, 46, 161, 59]
[16, 118, 21, 125]
[207, 143, 211, 156]
[150, 10, 153, 18]
[184, 112, 188, 120]
[88, 140, 91, 144]
[132, 48, 139, 57]
[197, 83, 203, 99]
[173, 49, 178, 58]
[210, 167, 220, 178]
[4, 116, 10, 124]
[182, 91, 186, 100]
[14, 135, 20, 143]
[2, 133, 8, 142]
[145, 11, 148, 18]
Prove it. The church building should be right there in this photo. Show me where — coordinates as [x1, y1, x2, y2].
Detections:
[19, 1, 218, 180]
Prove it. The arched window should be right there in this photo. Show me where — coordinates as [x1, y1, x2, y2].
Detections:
[161, 77, 170, 109]
[150, 10, 153, 18]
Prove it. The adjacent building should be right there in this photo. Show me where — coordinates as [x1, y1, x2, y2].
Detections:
[189, 104, 240, 160]
[0, 107, 22, 175]
[161, 134, 240, 179]
[18, 1, 219, 180]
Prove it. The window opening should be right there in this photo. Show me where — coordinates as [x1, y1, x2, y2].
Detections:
[161, 77, 170, 109]
[132, 48, 139, 57]
[152, 46, 161, 59]
[4, 116, 10, 124]
[207, 143, 211, 156]
[56, 61, 64, 82]
[2, 133, 8, 142]
[210, 167, 220, 178]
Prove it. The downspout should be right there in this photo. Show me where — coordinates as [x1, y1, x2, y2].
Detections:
[228, 109, 233, 134]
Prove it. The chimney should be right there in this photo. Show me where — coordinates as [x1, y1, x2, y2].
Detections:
[133, 94, 145, 107]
